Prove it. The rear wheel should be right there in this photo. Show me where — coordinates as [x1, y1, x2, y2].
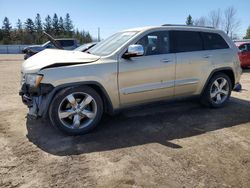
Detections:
[200, 73, 232, 108]
[49, 86, 103, 135]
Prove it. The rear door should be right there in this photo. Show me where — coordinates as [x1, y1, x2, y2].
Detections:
[172, 30, 211, 96]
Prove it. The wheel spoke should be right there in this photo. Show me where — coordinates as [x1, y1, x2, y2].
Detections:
[221, 89, 228, 96]
[220, 79, 227, 89]
[79, 95, 93, 109]
[211, 91, 217, 98]
[73, 114, 80, 128]
[66, 94, 77, 107]
[216, 93, 222, 102]
[214, 80, 220, 89]
[59, 109, 75, 119]
[81, 109, 95, 119]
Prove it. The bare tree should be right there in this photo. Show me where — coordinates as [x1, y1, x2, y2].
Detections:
[194, 17, 207, 26]
[223, 6, 240, 38]
[208, 9, 221, 28]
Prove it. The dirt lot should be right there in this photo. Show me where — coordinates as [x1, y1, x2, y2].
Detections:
[0, 54, 250, 188]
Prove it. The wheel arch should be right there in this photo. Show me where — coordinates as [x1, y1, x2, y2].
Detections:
[201, 67, 235, 94]
[43, 81, 114, 118]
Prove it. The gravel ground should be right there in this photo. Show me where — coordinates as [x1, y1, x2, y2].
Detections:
[0, 54, 250, 188]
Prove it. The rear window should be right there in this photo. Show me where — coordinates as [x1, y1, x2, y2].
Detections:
[201, 32, 229, 50]
[173, 31, 203, 53]
[58, 40, 75, 47]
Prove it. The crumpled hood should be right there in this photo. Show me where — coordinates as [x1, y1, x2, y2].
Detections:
[22, 49, 100, 73]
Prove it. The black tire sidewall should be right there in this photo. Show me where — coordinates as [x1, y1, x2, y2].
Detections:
[49, 86, 103, 135]
[202, 73, 232, 108]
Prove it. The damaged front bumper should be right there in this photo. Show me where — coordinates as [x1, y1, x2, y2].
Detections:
[19, 83, 54, 119]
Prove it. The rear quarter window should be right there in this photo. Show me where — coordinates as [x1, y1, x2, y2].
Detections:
[201, 32, 229, 50]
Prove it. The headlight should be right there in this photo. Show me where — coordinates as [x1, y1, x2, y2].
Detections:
[25, 74, 43, 87]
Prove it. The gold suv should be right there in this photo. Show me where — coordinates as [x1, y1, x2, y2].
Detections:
[20, 25, 242, 135]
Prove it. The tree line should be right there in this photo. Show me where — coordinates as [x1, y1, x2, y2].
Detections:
[0, 13, 93, 44]
[185, 6, 250, 39]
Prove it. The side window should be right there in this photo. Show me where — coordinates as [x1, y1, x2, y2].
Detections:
[239, 44, 248, 51]
[136, 31, 169, 56]
[247, 44, 250, 52]
[173, 31, 203, 53]
[201, 32, 229, 50]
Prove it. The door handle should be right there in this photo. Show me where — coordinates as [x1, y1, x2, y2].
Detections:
[161, 59, 172, 63]
[203, 54, 212, 58]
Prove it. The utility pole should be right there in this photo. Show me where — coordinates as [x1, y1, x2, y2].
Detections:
[98, 27, 100, 42]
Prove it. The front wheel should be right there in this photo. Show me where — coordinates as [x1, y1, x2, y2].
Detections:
[200, 73, 232, 108]
[49, 86, 103, 135]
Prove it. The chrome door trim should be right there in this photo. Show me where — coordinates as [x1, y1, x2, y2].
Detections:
[175, 78, 199, 87]
[120, 80, 175, 95]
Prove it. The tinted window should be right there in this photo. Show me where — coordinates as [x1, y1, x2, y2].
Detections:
[136, 31, 169, 56]
[173, 31, 203, 53]
[201, 32, 229, 50]
[58, 40, 74, 47]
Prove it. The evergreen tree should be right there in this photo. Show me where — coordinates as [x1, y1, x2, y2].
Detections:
[16, 19, 22, 31]
[52, 13, 60, 36]
[85, 32, 92, 43]
[186, 14, 194, 25]
[58, 16, 65, 36]
[35, 14, 43, 34]
[2, 17, 12, 44]
[16, 19, 23, 44]
[44, 15, 52, 34]
[25, 18, 35, 34]
[64, 13, 73, 36]
[244, 25, 250, 39]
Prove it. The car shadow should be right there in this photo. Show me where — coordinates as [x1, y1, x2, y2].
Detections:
[26, 97, 250, 156]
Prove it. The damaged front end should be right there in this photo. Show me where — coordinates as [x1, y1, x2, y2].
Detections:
[19, 82, 54, 119]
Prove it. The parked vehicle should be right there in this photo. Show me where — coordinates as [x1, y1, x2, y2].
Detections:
[74, 42, 98, 52]
[20, 25, 242, 135]
[235, 41, 250, 68]
[22, 32, 78, 59]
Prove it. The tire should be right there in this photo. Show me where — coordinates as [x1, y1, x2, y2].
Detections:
[200, 73, 232, 108]
[49, 86, 103, 135]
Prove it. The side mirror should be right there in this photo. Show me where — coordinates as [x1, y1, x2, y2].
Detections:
[123, 44, 144, 58]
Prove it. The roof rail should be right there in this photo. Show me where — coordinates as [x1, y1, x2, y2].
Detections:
[161, 24, 215, 29]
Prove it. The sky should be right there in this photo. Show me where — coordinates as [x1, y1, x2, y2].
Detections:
[0, 0, 249, 39]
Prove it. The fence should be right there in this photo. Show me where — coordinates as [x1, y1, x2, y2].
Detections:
[0, 45, 29, 54]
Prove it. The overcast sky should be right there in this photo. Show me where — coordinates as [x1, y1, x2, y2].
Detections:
[0, 0, 249, 39]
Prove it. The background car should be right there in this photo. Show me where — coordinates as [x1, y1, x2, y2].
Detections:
[22, 32, 78, 59]
[235, 41, 250, 68]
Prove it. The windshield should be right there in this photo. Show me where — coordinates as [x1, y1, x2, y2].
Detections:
[42, 41, 50, 47]
[88, 31, 137, 56]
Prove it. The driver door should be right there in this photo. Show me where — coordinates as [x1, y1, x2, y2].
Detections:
[118, 31, 176, 106]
